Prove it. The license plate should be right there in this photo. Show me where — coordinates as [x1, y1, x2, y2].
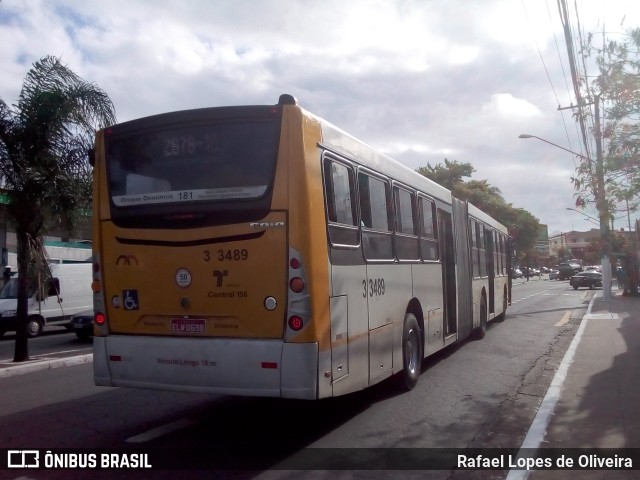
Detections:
[170, 318, 206, 334]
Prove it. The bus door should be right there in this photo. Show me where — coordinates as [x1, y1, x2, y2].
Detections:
[485, 229, 495, 315]
[324, 156, 367, 394]
[438, 210, 457, 340]
[358, 171, 396, 384]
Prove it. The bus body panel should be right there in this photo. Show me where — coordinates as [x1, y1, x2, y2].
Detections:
[328, 263, 369, 397]
[410, 262, 445, 353]
[99, 214, 287, 339]
[93, 335, 318, 398]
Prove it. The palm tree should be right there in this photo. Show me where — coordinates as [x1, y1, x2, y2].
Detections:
[0, 56, 116, 361]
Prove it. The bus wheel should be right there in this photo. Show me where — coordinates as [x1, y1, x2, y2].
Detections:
[27, 317, 43, 338]
[396, 313, 422, 391]
[473, 296, 487, 340]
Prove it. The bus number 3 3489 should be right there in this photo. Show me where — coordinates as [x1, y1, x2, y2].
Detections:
[363, 278, 385, 298]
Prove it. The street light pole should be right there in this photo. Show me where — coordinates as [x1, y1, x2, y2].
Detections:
[566, 207, 600, 227]
[520, 132, 612, 299]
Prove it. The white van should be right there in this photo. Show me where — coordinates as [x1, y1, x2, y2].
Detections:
[0, 263, 93, 337]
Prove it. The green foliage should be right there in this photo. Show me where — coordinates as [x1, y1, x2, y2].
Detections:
[416, 159, 474, 191]
[575, 27, 640, 214]
[417, 159, 541, 261]
[0, 55, 116, 360]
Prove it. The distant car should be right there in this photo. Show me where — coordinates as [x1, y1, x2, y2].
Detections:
[511, 268, 523, 279]
[549, 269, 559, 280]
[569, 271, 603, 290]
[69, 310, 93, 340]
[540, 267, 550, 274]
[558, 262, 582, 280]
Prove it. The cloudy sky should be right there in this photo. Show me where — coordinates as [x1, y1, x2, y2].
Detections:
[0, 0, 637, 236]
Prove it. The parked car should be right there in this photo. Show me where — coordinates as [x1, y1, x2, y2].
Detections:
[549, 268, 560, 280]
[69, 310, 94, 340]
[511, 268, 523, 279]
[569, 271, 603, 290]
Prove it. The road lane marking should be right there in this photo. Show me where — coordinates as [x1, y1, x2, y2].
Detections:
[554, 311, 571, 327]
[126, 418, 197, 443]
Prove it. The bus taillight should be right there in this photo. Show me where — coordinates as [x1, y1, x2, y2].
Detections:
[289, 277, 305, 293]
[95, 312, 106, 326]
[91, 280, 102, 293]
[288, 315, 303, 331]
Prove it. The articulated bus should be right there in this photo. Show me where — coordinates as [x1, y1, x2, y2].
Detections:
[91, 94, 511, 399]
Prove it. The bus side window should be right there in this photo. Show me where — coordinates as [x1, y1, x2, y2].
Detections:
[323, 157, 359, 246]
[419, 197, 439, 261]
[394, 186, 419, 261]
[471, 220, 480, 277]
[359, 173, 393, 260]
[478, 224, 487, 277]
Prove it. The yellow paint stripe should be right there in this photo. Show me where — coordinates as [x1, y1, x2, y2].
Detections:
[555, 311, 571, 327]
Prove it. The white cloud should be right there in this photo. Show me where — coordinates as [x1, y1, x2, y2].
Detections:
[484, 94, 542, 118]
[0, 0, 638, 235]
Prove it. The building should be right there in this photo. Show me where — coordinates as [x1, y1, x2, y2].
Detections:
[0, 195, 92, 270]
[549, 227, 636, 263]
[535, 224, 549, 256]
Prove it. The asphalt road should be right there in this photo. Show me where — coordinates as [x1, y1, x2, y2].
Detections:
[0, 276, 594, 480]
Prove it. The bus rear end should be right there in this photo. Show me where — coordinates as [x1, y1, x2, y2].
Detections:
[92, 96, 321, 399]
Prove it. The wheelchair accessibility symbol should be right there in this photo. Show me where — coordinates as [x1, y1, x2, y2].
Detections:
[123, 290, 139, 310]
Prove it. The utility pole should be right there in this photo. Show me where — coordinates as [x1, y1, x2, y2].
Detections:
[594, 95, 612, 300]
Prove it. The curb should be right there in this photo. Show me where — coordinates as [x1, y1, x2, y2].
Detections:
[0, 353, 93, 379]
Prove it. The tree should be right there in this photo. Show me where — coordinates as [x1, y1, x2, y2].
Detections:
[416, 159, 474, 191]
[572, 28, 640, 217]
[417, 159, 541, 264]
[0, 56, 116, 362]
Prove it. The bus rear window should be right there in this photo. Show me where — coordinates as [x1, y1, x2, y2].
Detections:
[106, 121, 280, 208]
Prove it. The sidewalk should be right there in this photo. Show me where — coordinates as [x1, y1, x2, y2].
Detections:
[0, 351, 92, 378]
[525, 289, 640, 479]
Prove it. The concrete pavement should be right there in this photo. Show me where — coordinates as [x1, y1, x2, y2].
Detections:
[515, 288, 640, 479]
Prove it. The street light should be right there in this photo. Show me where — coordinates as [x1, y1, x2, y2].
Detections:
[520, 133, 612, 300]
[566, 207, 600, 226]
[518, 134, 590, 160]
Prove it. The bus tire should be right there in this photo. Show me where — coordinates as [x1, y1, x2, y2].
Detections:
[396, 313, 422, 391]
[495, 287, 508, 322]
[472, 295, 487, 340]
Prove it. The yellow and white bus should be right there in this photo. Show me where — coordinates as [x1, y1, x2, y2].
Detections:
[91, 94, 510, 399]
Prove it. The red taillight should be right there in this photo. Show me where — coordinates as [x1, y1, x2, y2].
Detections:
[91, 280, 101, 293]
[289, 277, 305, 293]
[95, 312, 106, 326]
[288, 315, 303, 331]
[289, 257, 301, 269]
